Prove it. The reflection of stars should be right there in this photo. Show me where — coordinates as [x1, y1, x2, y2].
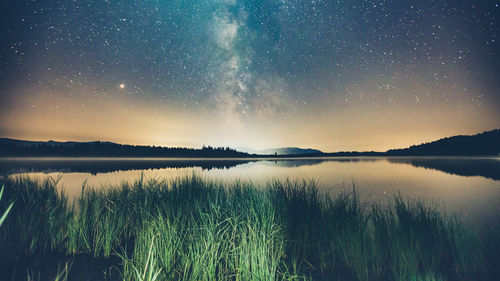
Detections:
[119, 83, 125, 89]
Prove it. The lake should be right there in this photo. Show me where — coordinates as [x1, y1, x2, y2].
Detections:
[1, 156, 499, 224]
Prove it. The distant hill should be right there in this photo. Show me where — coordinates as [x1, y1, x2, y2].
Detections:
[0, 138, 115, 147]
[385, 129, 500, 156]
[237, 147, 323, 155]
[1, 129, 498, 157]
[0, 138, 249, 158]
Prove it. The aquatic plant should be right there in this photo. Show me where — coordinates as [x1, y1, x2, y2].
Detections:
[0, 185, 14, 227]
[0, 175, 497, 281]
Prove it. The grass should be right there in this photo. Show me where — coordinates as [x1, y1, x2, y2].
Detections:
[0, 185, 14, 227]
[0, 175, 498, 281]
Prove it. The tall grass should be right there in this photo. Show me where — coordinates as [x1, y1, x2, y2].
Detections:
[0, 175, 498, 281]
[0, 185, 14, 227]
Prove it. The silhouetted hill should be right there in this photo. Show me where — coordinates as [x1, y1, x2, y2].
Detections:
[0, 138, 249, 158]
[385, 129, 500, 156]
[324, 151, 384, 157]
[1, 129, 498, 157]
[238, 147, 323, 155]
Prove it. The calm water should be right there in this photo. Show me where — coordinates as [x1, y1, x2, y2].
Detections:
[1, 157, 499, 223]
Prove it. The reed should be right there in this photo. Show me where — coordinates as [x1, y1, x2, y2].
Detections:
[0, 175, 497, 281]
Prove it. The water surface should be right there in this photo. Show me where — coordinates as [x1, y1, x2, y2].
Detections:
[1, 156, 499, 223]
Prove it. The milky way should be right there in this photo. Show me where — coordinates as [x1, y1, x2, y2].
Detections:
[0, 1, 499, 151]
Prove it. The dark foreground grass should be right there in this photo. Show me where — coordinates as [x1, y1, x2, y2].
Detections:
[0, 175, 498, 281]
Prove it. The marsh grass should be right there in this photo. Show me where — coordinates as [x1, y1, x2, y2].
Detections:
[0, 175, 498, 281]
[0, 185, 14, 228]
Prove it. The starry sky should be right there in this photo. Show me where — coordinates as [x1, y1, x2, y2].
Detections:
[0, 0, 499, 151]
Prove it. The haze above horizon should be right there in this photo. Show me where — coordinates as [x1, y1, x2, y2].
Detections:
[1, 1, 499, 151]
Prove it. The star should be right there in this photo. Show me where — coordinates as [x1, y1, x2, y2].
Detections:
[0, 0, 498, 151]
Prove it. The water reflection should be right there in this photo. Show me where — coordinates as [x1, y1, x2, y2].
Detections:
[387, 157, 500, 181]
[1, 157, 499, 224]
[0, 158, 257, 175]
[1, 157, 498, 181]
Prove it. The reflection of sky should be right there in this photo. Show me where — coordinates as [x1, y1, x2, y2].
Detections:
[14, 158, 500, 225]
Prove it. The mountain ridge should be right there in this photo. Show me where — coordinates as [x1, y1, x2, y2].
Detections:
[0, 128, 499, 157]
[237, 147, 323, 155]
[385, 129, 500, 156]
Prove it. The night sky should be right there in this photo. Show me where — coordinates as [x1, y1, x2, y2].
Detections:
[1, 0, 499, 151]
